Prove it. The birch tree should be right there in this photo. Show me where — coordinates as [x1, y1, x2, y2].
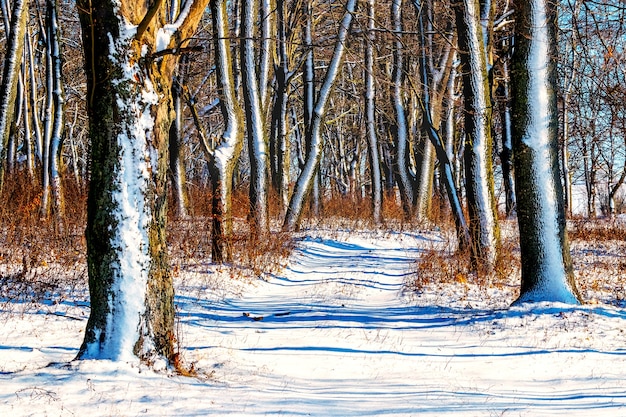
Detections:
[75, 0, 209, 363]
[511, 0, 582, 304]
[283, 0, 357, 231]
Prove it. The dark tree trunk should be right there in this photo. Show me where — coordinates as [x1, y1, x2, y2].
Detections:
[511, 0, 582, 304]
[76, 0, 209, 363]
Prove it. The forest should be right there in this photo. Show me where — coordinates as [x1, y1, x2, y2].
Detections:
[1, 0, 626, 415]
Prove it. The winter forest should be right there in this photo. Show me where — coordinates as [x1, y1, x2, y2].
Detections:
[1, 0, 626, 415]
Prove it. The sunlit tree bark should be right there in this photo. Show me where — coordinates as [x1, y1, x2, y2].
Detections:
[511, 0, 582, 304]
[0, 0, 28, 191]
[241, 0, 270, 236]
[454, 0, 500, 273]
[76, 0, 209, 363]
[283, 0, 357, 231]
[207, 0, 245, 263]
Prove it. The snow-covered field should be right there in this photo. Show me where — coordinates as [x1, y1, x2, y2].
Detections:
[2, 227, 626, 416]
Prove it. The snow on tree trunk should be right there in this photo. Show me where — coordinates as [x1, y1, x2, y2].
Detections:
[208, 0, 245, 263]
[76, 0, 209, 363]
[365, 0, 382, 224]
[283, 0, 356, 232]
[391, 0, 415, 218]
[511, 0, 582, 305]
[0, 0, 28, 190]
[241, 0, 270, 237]
[454, 0, 500, 272]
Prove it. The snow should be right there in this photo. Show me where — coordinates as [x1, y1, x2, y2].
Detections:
[156, 0, 193, 52]
[2, 228, 626, 415]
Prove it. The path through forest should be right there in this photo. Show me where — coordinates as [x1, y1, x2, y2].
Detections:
[2, 229, 626, 416]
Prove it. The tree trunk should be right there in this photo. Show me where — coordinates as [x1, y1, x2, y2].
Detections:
[241, 0, 270, 236]
[47, 0, 65, 221]
[497, 55, 516, 217]
[511, 0, 582, 304]
[454, 0, 500, 273]
[169, 74, 188, 218]
[76, 0, 209, 363]
[0, 0, 28, 191]
[391, 0, 415, 218]
[301, 0, 320, 218]
[283, 0, 357, 231]
[365, 0, 382, 224]
[412, 0, 470, 250]
[208, 0, 245, 263]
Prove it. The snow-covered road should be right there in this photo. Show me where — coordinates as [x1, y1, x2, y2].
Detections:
[2, 230, 626, 416]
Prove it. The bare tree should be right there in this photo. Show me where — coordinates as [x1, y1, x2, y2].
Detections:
[511, 0, 582, 304]
[75, 0, 209, 363]
[283, 0, 357, 231]
[365, 0, 382, 224]
[391, 0, 415, 218]
[454, 0, 500, 272]
[206, 0, 245, 263]
[412, 0, 470, 250]
[241, 0, 270, 236]
[0, 0, 28, 190]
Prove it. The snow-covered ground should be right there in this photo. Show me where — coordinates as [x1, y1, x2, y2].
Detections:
[2, 228, 626, 416]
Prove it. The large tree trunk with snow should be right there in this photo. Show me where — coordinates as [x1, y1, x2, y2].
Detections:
[511, 0, 582, 304]
[454, 0, 500, 273]
[76, 0, 209, 363]
[283, 0, 356, 232]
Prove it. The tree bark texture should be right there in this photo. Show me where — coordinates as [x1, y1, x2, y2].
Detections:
[454, 0, 500, 272]
[241, 0, 270, 236]
[76, 0, 209, 363]
[511, 0, 582, 304]
[0, 0, 28, 190]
